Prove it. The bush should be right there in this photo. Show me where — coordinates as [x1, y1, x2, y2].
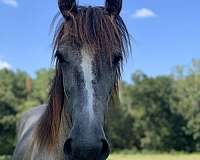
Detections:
[0, 155, 11, 160]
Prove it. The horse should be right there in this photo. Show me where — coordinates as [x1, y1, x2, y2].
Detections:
[12, 0, 130, 159]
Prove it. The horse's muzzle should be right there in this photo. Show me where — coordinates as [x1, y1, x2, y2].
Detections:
[64, 138, 109, 160]
[63, 121, 110, 160]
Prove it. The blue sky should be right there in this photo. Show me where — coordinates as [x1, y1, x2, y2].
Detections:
[0, 0, 200, 82]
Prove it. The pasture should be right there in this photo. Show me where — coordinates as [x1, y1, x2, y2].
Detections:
[108, 153, 200, 160]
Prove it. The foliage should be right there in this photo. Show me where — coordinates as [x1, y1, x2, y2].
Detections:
[0, 102, 16, 155]
[31, 69, 54, 104]
[0, 155, 11, 160]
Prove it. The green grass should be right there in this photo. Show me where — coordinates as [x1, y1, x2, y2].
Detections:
[108, 153, 200, 160]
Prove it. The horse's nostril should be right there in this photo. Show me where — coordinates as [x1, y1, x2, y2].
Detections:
[64, 138, 110, 160]
[63, 138, 72, 156]
[100, 139, 110, 159]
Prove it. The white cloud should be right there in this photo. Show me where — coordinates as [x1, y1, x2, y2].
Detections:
[0, 59, 12, 70]
[132, 8, 157, 18]
[1, 0, 18, 8]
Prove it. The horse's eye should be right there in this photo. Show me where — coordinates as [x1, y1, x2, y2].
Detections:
[55, 51, 65, 63]
[113, 55, 122, 65]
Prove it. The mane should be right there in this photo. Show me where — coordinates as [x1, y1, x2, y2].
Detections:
[35, 6, 131, 151]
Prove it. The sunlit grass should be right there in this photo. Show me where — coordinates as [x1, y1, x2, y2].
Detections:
[108, 153, 200, 160]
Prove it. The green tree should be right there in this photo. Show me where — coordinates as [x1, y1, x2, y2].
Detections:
[0, 69, 17, 154]
[32, 68, 54, 104]
[174, 60, 200, 151]
[120, 71, 191, 151]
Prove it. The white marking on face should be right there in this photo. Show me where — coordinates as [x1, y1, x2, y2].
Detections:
[81, 47, 94, 120]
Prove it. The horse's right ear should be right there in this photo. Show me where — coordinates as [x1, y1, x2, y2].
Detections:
[105, 0, 122, 16]
[58, 0, 77, 18]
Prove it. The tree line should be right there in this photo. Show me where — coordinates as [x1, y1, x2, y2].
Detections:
[0, 59, 200, 155]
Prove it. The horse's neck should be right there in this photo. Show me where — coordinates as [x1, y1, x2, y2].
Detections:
[30, 110, 69, 160]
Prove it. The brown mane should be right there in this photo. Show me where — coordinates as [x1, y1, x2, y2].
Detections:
[35, 6, 131, 151]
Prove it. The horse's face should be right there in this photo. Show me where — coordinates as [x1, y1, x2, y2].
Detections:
[54, 0, 127, 159]
[57, 43, 115, 159]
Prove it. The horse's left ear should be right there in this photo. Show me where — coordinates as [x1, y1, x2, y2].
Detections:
[105, 0, 122, 16]
[58, 0, 77, 18]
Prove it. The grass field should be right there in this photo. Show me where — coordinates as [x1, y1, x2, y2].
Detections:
[108, 153, 200, 160]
